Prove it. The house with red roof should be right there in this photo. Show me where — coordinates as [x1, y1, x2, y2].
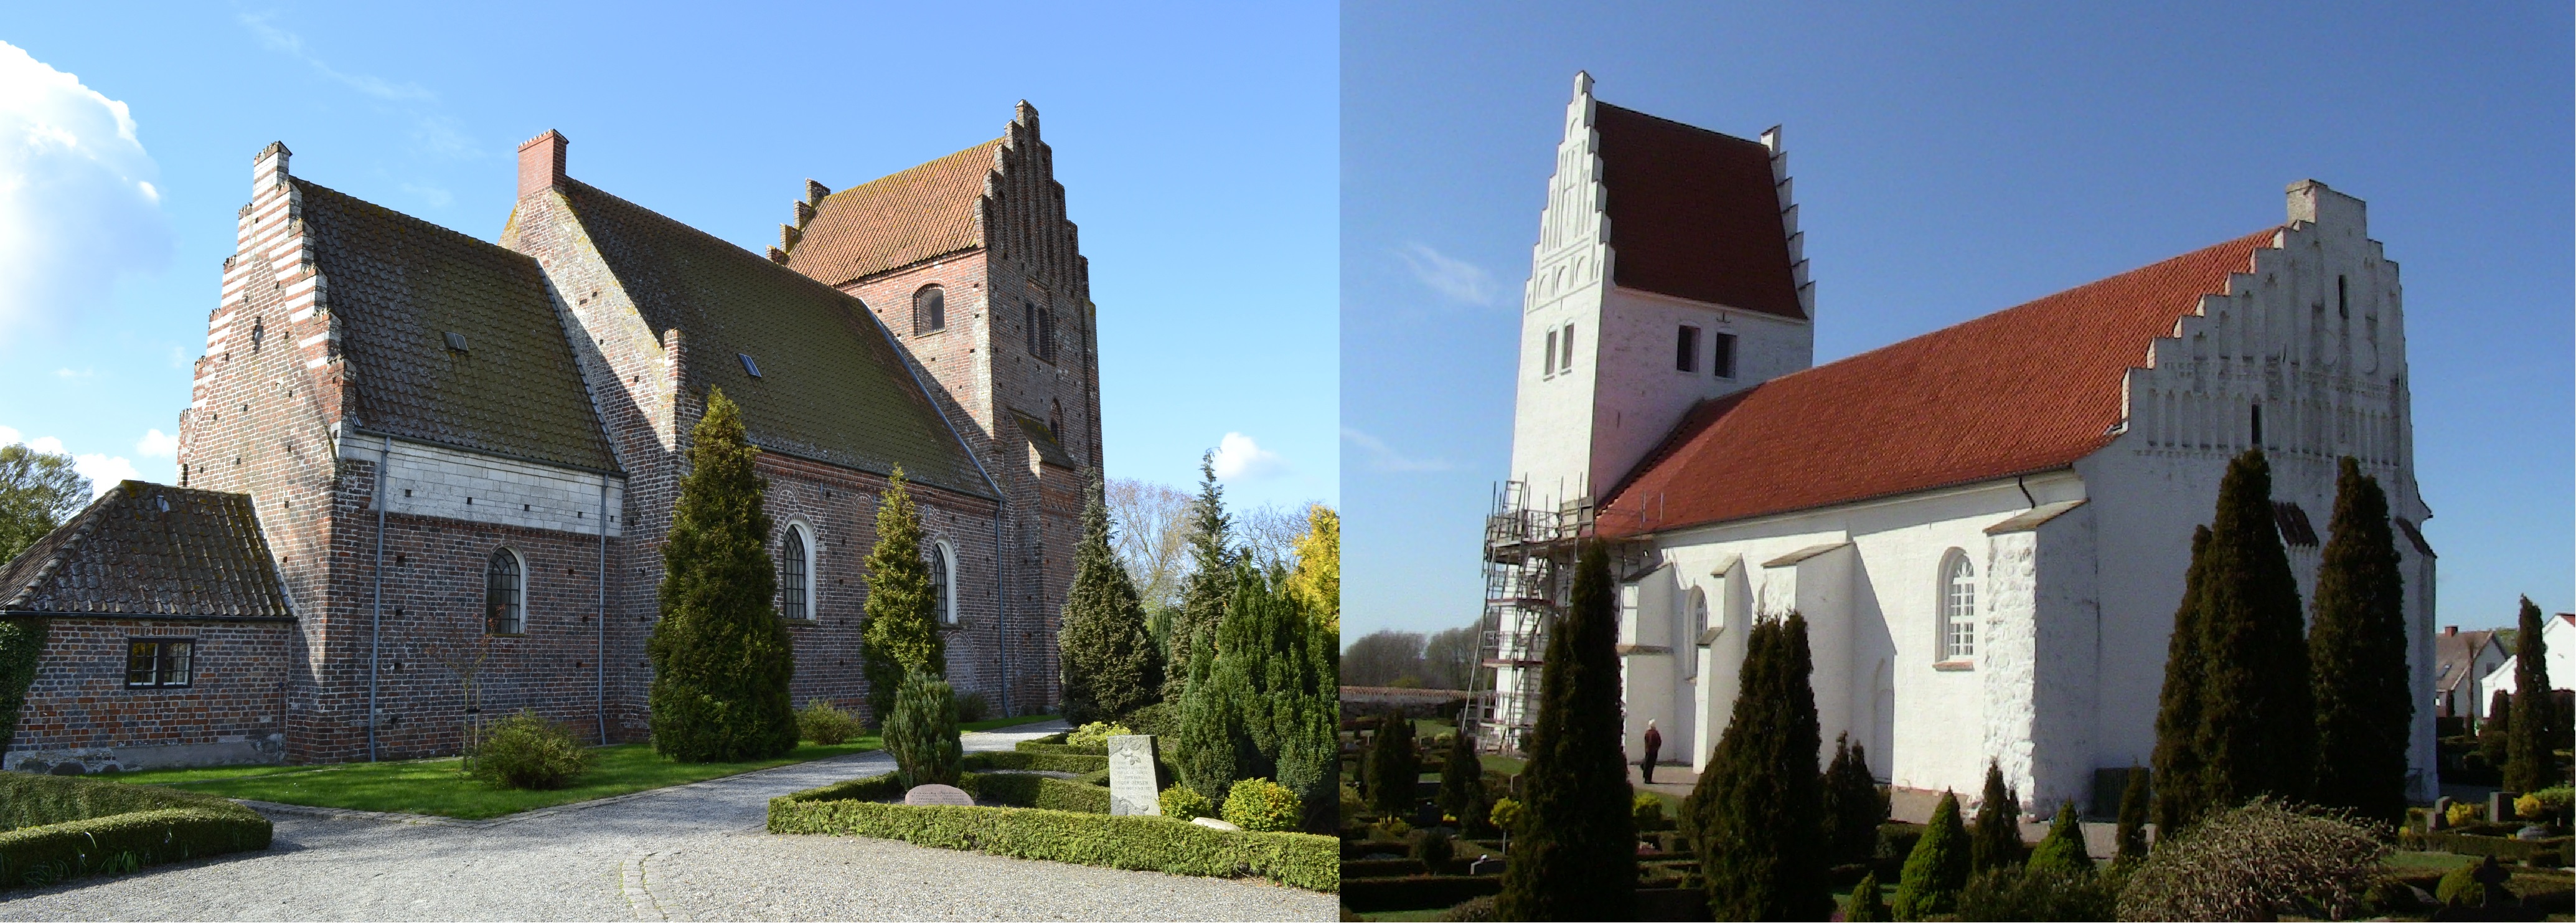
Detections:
[1474, 72, 2438, 813]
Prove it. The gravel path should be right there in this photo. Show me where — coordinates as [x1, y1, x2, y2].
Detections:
[0, 722, 1334, 921]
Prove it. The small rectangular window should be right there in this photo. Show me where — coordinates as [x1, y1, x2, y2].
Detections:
[739, 353, 761, 378]
[1543, 329, 1558, 376]
[125, 639, 195, 688]
[1559, 323, 1576, 371]
[1713, 333, 1738, 378]
[1675, 325, 1699, 372]
[2250, 404, 2263, 445]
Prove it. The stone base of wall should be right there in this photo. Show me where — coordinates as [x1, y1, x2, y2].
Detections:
[4, 734, 286, 775]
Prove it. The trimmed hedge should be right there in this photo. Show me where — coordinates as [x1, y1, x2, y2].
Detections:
[0, 774, 271, 891]
[2419, 831, 2573, 867]
[1074, 768, 1112, 787]
[1016, 740, 1109, 757]
[769, 797, 1336, 891]
[1344, 857, 1430, 878]
[779, 770, 1111, 814]
[962, 750, 1111, 774]
[1340, 874, 1503, 912]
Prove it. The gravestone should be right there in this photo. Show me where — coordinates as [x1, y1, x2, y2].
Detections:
[1468, 855, 1503, 876]
[1192, 816, 1243, 831]
[1106, 735, 1160, 816]
[904, 783, 974, 807]
[2490, 790, 2520, 825]
[2431, 796, 2453, 830]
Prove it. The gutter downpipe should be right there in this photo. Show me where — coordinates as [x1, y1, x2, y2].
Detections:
[597, 475, 609, 745]
[370, 433, 389, 762]
[858, 306, 1010, 717]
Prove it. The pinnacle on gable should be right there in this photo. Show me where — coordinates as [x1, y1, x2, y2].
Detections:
[804, 179, 830, 206]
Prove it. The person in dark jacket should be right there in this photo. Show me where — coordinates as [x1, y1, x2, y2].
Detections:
[1641, 720, 1663, 783]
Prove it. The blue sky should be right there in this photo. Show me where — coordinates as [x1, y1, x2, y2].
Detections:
[1343, 2, 2573, 639]
[0, 2, 1336, 514]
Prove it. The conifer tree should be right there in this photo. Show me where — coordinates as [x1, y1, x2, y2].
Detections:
[2151, 526, 2216, 833]
[1688, 613, 1830, 921]
[647, 391, 797, 762]
[1059, 473, 1163, 724]
[1163, 452, 1236, 702]
[2308, 458, 2413, 825]
[2113, 767, 2151, 865]
[1892, 791, 1970, 921]
[2193, 450, 2315, 807]
[1495, 541, 1635, 921]
[1438, 719, 1485, 826]
[1173, 562, 1337, 821]
[861, 466, 945, 725]
[884, 667, 962, 788]
[2479, 688, 2514, 767]
[1367, 712, 1419, 817]
[1970, 760, 2023, 871]
[1822, 732, 1887, 867]
[2026, 802, 2094, 878]
[2506, 595, 2561, 792]
[1845, 871, 1892, 922]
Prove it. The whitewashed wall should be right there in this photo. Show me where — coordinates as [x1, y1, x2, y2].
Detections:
[334, 430, 624, 537]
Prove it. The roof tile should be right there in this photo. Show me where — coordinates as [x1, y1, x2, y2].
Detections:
[1595, 103, 1803, 320]
[0, 481, 293, 618]
[783, 141, 999, 286]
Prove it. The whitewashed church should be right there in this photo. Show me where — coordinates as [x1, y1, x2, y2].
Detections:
[1472, 73, 2439, 815]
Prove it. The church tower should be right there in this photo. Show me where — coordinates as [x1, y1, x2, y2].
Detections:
[1508, 72, 1814, 524]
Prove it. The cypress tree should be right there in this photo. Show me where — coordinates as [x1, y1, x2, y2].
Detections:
[1970, 760, 2023, 872]
[2505, 595, 2561, 791]
[1162, 452, 1236, 702]
[1688, 612, 1830, 921]
[1845, 871, 1891, 922]
[1822, 732, 1887, 866]
[1366, 713, 1419, 817]
[2478, 688, 2513, 767]
[2151, 526, 2216, 833]
[2113, 766, 2150, 865]
[1058, 473, 1163, 724]
[2025, 802, 2094, 878]
[1495, 541, 1636, 921]
[1892, 791, 1970, 921]
[860, 466, 945, 726]
[1438, 718, 1485, 825]
[2194, 449, 2315, 807]
[647, 390, 797, 762]
[2308, 457, 2413, 825]
[1171, 618, 1244, 801]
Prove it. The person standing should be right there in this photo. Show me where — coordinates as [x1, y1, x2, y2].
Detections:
[1641, 719, 1663, 783]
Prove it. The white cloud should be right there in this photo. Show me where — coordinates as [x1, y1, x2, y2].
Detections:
[240, 14, 477, 165]
[0, 41, 172, 337]
[136, 428, 177, 457]
[53, 367, 92, 378]
[1342, 427, 1454, 473]
[240, 12, 435, 102]
[1211, 432, 1286, 480]
[0, 425, 136, 497]
[1396, 242, 1502, 307]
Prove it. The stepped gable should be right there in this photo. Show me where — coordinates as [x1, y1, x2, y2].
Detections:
[552, 180, 993, 499]
[0, 481, 292, 618]
[780, 141, 1001, 287]
[1594, 102, 1803, 320]
[1599, 227, 2281, 538]
[295, 179, 617, 471]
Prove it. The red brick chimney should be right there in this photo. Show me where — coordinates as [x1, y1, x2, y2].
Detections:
[518, 130, 568, 199]
[2444, 625, 2458, 637]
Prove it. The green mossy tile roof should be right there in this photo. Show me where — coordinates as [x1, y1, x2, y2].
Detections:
[296, 179, 619, 471]
[553, 181, 992, 499]
[0, 481, 293, 618]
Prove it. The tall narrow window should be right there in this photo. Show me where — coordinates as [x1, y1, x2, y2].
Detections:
[1684, 588, 1709, 679]
[913, 285, 946, 334]
[1038, 306, 1058, 362]
[1025, 303, 1041, 357]
[485, 548, 524, 635]
[1675, 325, 1700, 372]
[1543, 328, 1559, 376]
[1713, 333, 1738, 378]
[1559, 323, 1576, 371]
[781, 526, 810, 621]
[1939, 551, 1975, 661]
[2336, 275, 2348, 318]
[2250, 404, 2264, 446]
[930, 542, 955, 623]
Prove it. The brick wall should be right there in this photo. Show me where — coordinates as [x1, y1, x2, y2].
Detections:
[6, 617, 296, 760]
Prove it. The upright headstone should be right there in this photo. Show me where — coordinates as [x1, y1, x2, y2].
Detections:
[1107, 734, 1160, 817]
[2489, 790, 2519, 825]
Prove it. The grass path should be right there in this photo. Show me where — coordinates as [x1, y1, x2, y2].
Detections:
[109, 713, 1058, 820]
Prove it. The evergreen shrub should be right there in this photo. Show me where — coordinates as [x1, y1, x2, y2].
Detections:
[1065, 721, 1135, 748]
[1223, 777, 1302, 832]
[2113, 766, 2150, 864]
[1957, 864, 2118, 922]
[1160, 785, 1215, 820]
[1892, 791, 1970, 920]
[1823, 732, 1889, 866]
[2506, 596, 2562, 792]
[647, 390, 797, 762]
[1970, 760, 2023, 871]
[2026, 802, 2094, 878]
[1058, 473, 1163, 724]
[0, 774, 270, 892]
[2115, 797, 2386, 922]
[960, 750, 1109, 774]
[860, 466, 946, 725]
[2433, 863, 2480, 907]
[1413, 828, 1454, 869]
[1495, 541, 1636, 922]
[796, 699, 862, 746]
[1632, 791, 1667, 830]
[1843, 869, 1891, 922]
[885, 669, 962, 788]
[1437, 725, 1483, 827]
[1367, 714, 1419, 817]
[1433, 896, 1498, 922]
[1688, 612, 1827, 921]
[767, 795, 1335, 891]
[469, 710, 592, 790]
[952, 691, 990, 724]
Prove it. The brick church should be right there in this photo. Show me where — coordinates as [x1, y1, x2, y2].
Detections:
[2, 102, 1100, 770]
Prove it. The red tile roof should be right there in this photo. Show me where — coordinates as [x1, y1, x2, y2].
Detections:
[1594, 103, 1803, 320]
[783, 141, 999, 287]
[1597, 227, 2280, 538]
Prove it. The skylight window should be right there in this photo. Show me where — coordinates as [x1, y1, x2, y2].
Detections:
[445, 332, 469, 352]
[740, 353, 762, 378]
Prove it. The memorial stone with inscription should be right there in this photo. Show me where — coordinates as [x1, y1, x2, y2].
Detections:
[1107, 735, 1160, 816]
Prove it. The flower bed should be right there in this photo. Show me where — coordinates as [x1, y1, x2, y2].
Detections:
[0, 774, 271, 890]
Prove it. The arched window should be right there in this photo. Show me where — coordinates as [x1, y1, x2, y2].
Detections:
[781, 524, 812, 621]
[930, 541, 956, 624]
[1939, 551, 1975, 661]
[485, 548, 524, 635]
[913, 286, 946, 334]
[1049, 399, 1064, 439]
[1684, 587, 1709, 679]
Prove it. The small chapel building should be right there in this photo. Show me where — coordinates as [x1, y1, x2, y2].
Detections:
[4, 103, 1102, 770]
[1476, 73, 2440, 814]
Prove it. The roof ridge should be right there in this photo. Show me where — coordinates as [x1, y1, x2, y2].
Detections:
[563, 179, 898, 312]
[820, 139, 1003, 207]
[0, 481, 123, 610]
[293, 178, 537, 267]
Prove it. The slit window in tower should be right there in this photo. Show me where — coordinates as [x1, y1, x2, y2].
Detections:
[1543, 328, 1558, 376]
[1559, 323, 1576, 371]
[2252, 404, 2264, 446]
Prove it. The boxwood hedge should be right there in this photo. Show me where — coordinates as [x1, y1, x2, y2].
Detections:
[0, 774, 271, 891]
[962, 750, 1111, 774]
[771, 783, 1333, 891]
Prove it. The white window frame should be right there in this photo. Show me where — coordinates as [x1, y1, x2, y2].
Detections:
[1938, 549, 1976, 662]
[781, 521, 817, 622]
[1684, 586, 1708, 679]
[930, 539, 959, 624]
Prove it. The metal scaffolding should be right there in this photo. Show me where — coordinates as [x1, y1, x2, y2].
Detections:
[1465, 480, 1590, 755]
